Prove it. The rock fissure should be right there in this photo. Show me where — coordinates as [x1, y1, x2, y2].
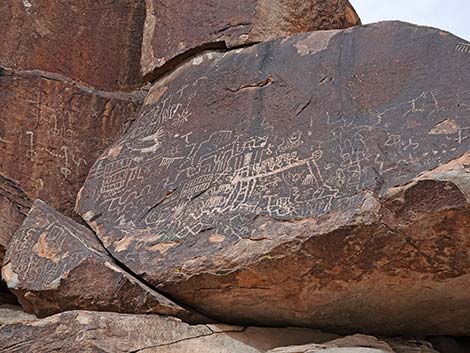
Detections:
[82, 217, 216, 324]
[0, 66, 144, 101]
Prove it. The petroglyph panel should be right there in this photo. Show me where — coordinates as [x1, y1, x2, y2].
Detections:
[80, 22, 470, 247]
[77, 23, 470, 332]
[84, 84, 469, 241]
[4, 200, 105, 291]
[0, 0, 145, 91]
[2, 200, 206, 321]
[0, 69, 141, 218]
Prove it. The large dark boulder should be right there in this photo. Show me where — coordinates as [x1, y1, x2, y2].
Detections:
[77, 22, 470, 335]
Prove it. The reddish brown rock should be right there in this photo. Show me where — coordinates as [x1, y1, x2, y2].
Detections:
[1, 200, 205, 322]
[141, 0, 360, 78]
[0, 68, 142, 218]
[0, 0, 145, 91]
[0, 173, 31, 266]
[0, 310, 338, 353]
[77, 22, 470, 335]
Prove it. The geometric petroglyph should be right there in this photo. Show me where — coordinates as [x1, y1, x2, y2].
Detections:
[456, 42, 470, 54]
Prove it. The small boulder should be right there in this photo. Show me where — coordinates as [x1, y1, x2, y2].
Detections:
[2, 200, 206, 323]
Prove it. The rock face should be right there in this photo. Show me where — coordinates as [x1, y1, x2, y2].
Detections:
[0, 68, 142, 218]
[0, 0, 145, 91]
[77, 21, 470, 335]
[0, 173, 31, 266]
[141, 0, 360, 78]
[0, 310, 338, 353]
[1, 200, 205, 322]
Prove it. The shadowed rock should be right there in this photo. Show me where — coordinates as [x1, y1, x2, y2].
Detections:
[141, 0, 360, 78]
[429, 336, 470, 353]
[0, 310, 338, 353]
[77, 21, 470, 335]
[0, 0, 145, 91]
[0, 174, 31, 267]
[2, 200, 206, 323]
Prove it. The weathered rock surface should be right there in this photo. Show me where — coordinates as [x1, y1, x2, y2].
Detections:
[77, 21, 470, 335]
[267, 334, 439, 353]
[0, 305, 36, 326]
[1, 200, 205, 322]
[141, 0, 360, 78]
[0, 68, 142, 218]
[0, 173, 31, 266]
[0, 310, 338, 353]
[0, 0, 145, 91]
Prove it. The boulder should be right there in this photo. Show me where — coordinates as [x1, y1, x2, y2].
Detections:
[0, 68, 142, 218]
[1, 200, 205, 323]
[141, 0, 360, 78]
[0, 305, 36, 326]
[267, 334, 439, 353]
[0, 173, 31, 266]
[77, 21, 470, 335]
[0, 310, 338, 353]
[0, 0, 145, 91]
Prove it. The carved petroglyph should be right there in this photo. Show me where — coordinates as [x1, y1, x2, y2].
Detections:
[25, 131, 35, 161]
[6, 205, 104, 288]
[456, 42, 470, 54]
[22, 0, 32, 9]
[82, 86, 470, 244]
